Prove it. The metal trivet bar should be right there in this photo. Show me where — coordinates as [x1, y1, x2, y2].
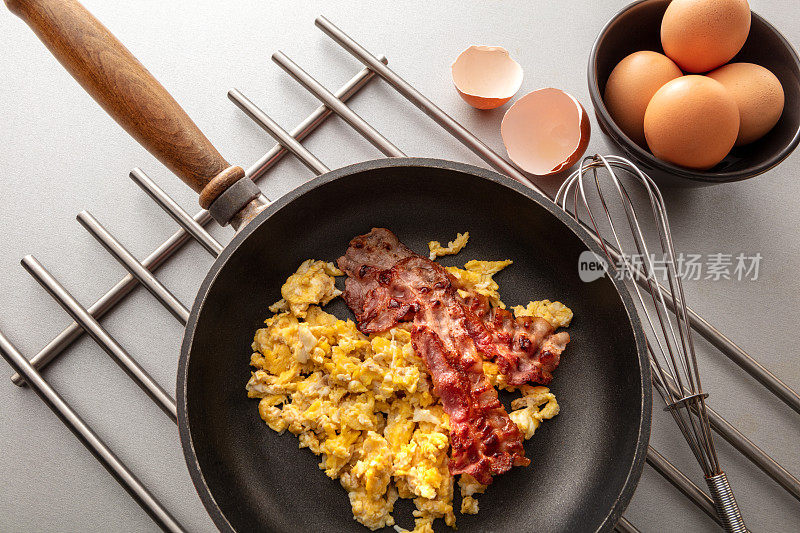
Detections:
[1, 16, 798, 533]
[0, 60, 382, 533]
[6, 58, 385, 387]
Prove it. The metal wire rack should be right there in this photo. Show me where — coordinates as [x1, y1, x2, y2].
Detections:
[2, 16, 799, 533]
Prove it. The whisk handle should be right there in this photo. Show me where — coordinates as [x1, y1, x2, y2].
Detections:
[706, 472, 747, 532]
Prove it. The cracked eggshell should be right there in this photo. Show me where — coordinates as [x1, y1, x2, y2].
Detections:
[501, 88, 591, 175]
[451, 45, 523, 110]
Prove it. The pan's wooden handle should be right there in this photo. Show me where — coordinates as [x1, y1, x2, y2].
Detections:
[6, 0, 244, 209]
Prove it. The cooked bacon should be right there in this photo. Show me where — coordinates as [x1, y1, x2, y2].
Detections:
[339, 229, 570, 385]
[461, 293, 570, 385]
[338, 228, 415, 332]
[390, 255, 529, 483]
[337, 228, 570, 483]
[412, 325, 529, 484]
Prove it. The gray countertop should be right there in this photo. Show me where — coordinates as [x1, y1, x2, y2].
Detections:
[1, 0, 799, 531]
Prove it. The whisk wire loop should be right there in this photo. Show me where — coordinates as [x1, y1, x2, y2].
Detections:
[556, 154, 742, 531]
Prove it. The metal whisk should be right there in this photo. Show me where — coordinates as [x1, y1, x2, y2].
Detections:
[555, 154, 747, 532]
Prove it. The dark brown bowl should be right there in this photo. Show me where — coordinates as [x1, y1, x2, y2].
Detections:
[589, 0, 800, 186]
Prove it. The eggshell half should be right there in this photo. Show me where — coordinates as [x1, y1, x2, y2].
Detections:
[707, 62, 785, 145]
[451, 45, 523, 109]
[501, 88, 591, 175]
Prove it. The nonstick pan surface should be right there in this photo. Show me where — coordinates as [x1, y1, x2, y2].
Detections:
[177, 158, 650, 533]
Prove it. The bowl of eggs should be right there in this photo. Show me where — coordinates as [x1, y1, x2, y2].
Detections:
[589, 0, 800, 186]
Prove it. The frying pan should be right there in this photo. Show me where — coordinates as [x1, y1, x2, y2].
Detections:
[6, 1, 651, 531]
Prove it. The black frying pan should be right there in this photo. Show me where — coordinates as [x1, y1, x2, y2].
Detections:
[178, 158, 651, 533]
[8, 2, 651, 532]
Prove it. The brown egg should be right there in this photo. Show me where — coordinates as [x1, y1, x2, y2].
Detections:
[644, 75, 739, 169]
[661, 0, 751, 73]
[604, 51, 683, 146]
[707, 62, 784, 145]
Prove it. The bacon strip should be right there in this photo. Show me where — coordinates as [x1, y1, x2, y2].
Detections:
[337, 228, 570, 484]
[390, 255, 529, 483]
[338, 228, 416, 333]
[412, 325, 528, 484]
[462, 293, 570, 385]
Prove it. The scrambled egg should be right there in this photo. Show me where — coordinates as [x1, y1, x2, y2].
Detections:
[509, 385, 560, 439]
[458, 474, 486, 515]
[446, 259, 513, 308]
[513, 300, 573, 329]
[268, 259, 343, 316]
[247, 247, 571, 532]
[428, 232, 469, 260]
[446, 260, 571, 328]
